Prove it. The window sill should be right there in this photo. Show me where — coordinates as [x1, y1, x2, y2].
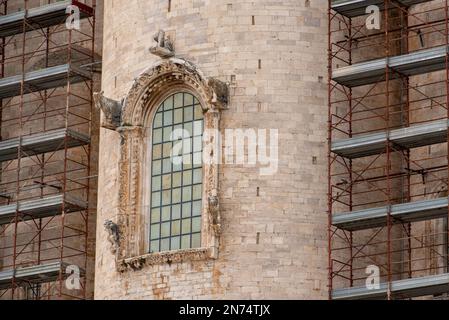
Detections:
[117, 247, 217, 272]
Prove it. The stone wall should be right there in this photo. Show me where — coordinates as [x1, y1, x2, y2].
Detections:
[95, 0, 329, 299]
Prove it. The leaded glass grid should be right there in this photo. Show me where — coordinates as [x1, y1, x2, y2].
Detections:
[150, 92, 204, 253]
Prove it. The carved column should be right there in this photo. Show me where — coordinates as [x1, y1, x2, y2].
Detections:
[117, 126, 144, 259]
[203, 108, 221, 257]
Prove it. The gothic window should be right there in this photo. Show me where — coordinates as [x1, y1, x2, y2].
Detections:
[149, 92, 204, 253]
[110, 60, 225, 267]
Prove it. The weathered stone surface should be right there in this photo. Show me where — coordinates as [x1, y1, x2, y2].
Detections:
[96, 0, 329, 300]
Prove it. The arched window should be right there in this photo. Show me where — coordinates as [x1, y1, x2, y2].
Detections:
[149, 92, 204, 253]
[111, 60, 225, 266]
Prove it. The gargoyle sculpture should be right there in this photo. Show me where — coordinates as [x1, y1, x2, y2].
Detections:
[207, 78, 229, 108]
[208, 192, 221, 235]
[93, 91, 123, 130]
[104, 220, 121, 254]
[149, 30, 175, 59]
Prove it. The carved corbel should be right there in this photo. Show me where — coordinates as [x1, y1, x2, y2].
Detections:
[104, 219, 121, 255]
[207, 78, 229, 110]
[93, 91, 123, 130]
[208, 189, 221, 235]
[149, 30, 175, 59]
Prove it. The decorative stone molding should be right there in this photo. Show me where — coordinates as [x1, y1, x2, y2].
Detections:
[121, 58, 228, 127]
[111, 58, 228, 269]
[117, 248, 215, 272]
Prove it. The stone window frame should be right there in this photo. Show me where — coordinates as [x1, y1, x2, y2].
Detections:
[114, 59, 227, 271]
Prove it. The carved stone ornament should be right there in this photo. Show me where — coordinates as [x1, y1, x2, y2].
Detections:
[111, 58, 228, 270]
[93, 91, 123, 130]
[149, 30, 175, 59]
[104, 219, 121, 255]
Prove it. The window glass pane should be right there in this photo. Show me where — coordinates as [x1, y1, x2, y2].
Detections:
[164, 111, 173, 126]
[164, 96, 174, 110]
[172, 220, 181, 236]
[192, 217, 201, 233]
[163, 127, 173, 142]
[151, 208, 160, 223]
[192, 233, 201, 248]
[173, 172, 182, 187]
[150, 92, 204, 253]
[193, 136, 202, 152]
[184, 106, 193, 122]
[182, 203, 192, 218]
[181, 235, 190, 249]
[172, 204, 181, 220]
[152, 176, 161, 191]
[183, 170, 192, 185]
[153, 128, 162, 144]
[192, 201, 202, 217]
[162, 190, 171, 206]
[172, 188, 181, 204]
[182, 138, 192, 154]
[194, 105, 203, 120]
[162, 206, 171, 221]
[152, 192, 161, 207]
[193, 185, 202, 200]
[193, 168, 202, 184]
[163, 158, 172, 173]
[172, 141, 182, 156]
[163, 142, 172, 158]
[174, 93, 183, 108]
[154, 113, 163, 128]
[161, 238, 170, 251]
[193, 120, 203, 136]
[184, 122, 193, 137]
[151, 224, 160, 240]
[161, 222, 170, 238]
[153, 160, 161, 176]
[182, 186, 192, 202]
[182, 219, 191, 234]
[162, 174, 171, 190]
[150, 240, 160, 253]
[153, 144, 162, 160]
[184, 93, 194, 106]
[183, 154, 192, 170]
[173, 123, 183, 134]
[193, 152, 202, 168]
[171, 236, 180, 250]
[173, 157, 183, 172]
[174, 109, 183, 124]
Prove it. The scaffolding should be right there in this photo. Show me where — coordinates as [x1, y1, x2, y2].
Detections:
[328, 0, 449, 299]
[0, 0, 96, 300]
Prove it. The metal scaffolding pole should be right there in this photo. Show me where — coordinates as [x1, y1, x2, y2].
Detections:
[0, 0, 97, 300]
[329, 0, 449, 300]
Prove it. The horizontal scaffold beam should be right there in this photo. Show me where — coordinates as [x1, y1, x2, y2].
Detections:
[331, 0, 433, 18]
[333, 197, 448, 231]
[333, 273, 449, 300]
[0, 128, 90, 162]
[0, 262, 85, 290]
[0, 194, 87, 226]
[0, 0, 93, 38]
[332, 119, 448, 159]
[332, 45, 449, 87]
[0, 64, 91, 99]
